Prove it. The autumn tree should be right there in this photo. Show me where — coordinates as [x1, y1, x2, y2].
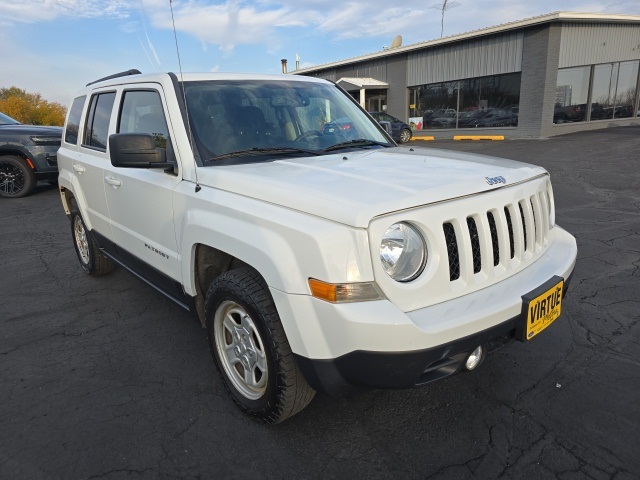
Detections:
[0, 87, 67, 126]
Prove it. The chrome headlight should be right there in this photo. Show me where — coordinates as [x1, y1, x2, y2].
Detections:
[380, 222, 427, 282]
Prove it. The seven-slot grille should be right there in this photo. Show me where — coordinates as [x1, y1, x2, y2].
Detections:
[443, 189, 552, 282]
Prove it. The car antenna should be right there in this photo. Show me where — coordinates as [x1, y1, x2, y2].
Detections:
[170, 0, 201, 193]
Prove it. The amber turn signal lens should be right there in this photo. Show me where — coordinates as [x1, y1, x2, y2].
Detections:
[308, 279, 384, 303]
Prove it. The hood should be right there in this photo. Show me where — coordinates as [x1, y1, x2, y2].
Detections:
[196, 147, 547, 228]
[0, 124, 63, 136]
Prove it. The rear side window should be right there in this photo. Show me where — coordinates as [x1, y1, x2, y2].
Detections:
[64, 96, 86, 145]
[118, 90, 169, 148]
[83, 92, 116, 151]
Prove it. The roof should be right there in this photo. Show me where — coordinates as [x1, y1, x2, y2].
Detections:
[337, 77, 389, 90]
[294, 11, 640, 74]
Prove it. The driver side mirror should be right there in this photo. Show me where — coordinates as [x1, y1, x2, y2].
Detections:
[109, 133, 172, 169]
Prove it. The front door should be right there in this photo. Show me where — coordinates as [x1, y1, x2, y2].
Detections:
[102, 87, 182, 286]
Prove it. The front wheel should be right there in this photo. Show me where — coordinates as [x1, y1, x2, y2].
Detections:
[205, 268, 315, 424]
[0, 155, 36, 198]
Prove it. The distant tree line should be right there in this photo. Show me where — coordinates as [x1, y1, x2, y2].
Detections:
[0, 87, 67, 126]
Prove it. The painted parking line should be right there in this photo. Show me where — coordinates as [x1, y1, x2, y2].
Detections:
[453, 135, 505, 141]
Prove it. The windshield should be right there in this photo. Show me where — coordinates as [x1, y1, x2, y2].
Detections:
[183, 79, 392, 163]
[0, 112, 20, 125]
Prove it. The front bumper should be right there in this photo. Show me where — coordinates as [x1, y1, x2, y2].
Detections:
[295, 274, 572, 396]
[271, 226, 577, 395]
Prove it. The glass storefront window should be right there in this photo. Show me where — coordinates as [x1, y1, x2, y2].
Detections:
[614, 60, 638, 118]
[554, 66, 591, 124]
[555, 61, 639, 124]
[458, 74, 519, 128]
[591, 63, 618, 120]
[413, 81, 458, 130]
[408, 73, 520, 130]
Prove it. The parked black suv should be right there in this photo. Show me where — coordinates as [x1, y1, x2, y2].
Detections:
[0, 112, 62, 198]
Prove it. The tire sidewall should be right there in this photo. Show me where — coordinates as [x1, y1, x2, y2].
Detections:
[206, 283, 280, 417]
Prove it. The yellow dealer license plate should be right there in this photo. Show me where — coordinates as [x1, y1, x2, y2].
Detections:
[519, 276, 564, 341]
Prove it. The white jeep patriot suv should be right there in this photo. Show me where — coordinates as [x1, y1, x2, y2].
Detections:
[58, 70, 577, 423]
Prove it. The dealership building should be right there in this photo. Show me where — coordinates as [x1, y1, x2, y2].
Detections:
[294, 12, 640, 138]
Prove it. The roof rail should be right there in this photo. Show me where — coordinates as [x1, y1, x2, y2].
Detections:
[86, 69, 142, 86]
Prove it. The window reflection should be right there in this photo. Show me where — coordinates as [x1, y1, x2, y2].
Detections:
[591, 63, 617, 120]
[615, 61, 638, 118]
[554, 66, 590, 124]
[555, 60, 639, 124]
[409, 73, 520, 130]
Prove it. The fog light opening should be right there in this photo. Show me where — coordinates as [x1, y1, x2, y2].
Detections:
[465, 345, 484, 371]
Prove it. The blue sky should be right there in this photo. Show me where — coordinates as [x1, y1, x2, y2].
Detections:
[1, 0, 638, 107]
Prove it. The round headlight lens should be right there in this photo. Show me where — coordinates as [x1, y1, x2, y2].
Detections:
[380, 222, 427, 282]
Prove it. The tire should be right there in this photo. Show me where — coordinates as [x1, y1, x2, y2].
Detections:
[0, 155, 36, 198]
[70, 207, 116, 276]
[205, 268, 315, 424]
[399, 128, 412, 143]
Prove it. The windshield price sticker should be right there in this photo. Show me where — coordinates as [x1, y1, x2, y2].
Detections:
[519, 277, 564, 341]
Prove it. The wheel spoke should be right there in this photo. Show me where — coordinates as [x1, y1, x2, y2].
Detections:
[222, 314, 238, 336]
[225, 344, 241, 364]
[255, 349, 267, 373]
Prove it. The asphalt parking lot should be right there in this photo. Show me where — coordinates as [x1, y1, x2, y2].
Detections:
[1, 126, 639, 479]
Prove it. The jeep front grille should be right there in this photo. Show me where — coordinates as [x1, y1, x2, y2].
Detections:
[442, 191, 550, 282]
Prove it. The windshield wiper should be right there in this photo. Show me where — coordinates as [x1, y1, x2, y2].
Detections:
[208, 146, 322, 162]
[323, 138, 391, 152]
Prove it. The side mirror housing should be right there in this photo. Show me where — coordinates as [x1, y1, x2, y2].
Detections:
[378, 120, 392, 134]
[109, 133, 171, 169]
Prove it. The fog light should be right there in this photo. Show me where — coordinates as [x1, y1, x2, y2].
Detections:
[465, 345, 484, 370]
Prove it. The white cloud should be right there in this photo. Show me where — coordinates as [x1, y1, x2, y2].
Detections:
[0, 0, 131, 24]
[147, 0, 307, 53]
[1, 0, 638, 53]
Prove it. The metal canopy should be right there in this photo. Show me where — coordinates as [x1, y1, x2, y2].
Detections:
[337, 77, 389, 92]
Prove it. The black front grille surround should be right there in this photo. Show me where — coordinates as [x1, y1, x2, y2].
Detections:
[487, 211, 500, 267]
[466, 217, 482, 274]
[443, 222, 460, 281]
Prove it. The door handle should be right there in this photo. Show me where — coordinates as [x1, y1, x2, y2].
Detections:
[104, 176, 122, 188]
[73, 164, 85, 174]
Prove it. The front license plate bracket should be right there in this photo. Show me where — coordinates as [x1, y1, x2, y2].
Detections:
[517, 275, 565, 342]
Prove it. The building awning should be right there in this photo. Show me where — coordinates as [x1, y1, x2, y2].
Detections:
[337, 77, 389, 92]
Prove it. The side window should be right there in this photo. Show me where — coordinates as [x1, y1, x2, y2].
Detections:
[118, 90, 169, 148]
[83, 92, 116, 151]
[64, 96, 86, 145]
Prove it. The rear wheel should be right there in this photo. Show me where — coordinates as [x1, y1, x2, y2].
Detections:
[0, 155, 36, 198]
[70, 207, 116, 276]
[399, 128, 412, 143]
[205, 268, 315, 423]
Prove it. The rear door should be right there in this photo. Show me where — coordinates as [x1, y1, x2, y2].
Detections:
[73, 91, 117, 238]
[102, 86, 182, 289]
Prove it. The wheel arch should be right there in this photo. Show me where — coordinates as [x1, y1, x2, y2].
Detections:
[57, 181, 93, 230]
[191, 243, 256, 325]
[0, 147, 35, 169]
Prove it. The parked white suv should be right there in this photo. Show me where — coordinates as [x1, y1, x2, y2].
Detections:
[58, 70, 577, 423]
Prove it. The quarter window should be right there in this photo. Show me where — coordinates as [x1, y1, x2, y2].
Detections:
[64, 96, 86, 145]
[83, 92, 116, 150]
